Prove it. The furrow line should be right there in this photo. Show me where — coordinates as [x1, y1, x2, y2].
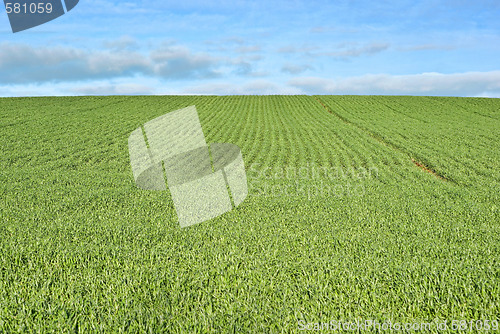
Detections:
[313, 96, 450, 182]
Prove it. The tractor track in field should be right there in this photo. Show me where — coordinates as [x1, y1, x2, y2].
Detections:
[313, 96, 449, 182]
[411, 159, 446, 180]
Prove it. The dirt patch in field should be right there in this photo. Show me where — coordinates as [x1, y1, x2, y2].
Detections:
[314, 96, 448, 182]
[316, 99, 332, 113]
[411, 158, 446, 180]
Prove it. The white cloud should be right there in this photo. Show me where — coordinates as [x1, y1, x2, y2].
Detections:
[309, 26, 360, 34]
[276, 42, 389, 59]
[179, 80, 302, 95]
[0, 41, 222, 83]
[398, 44, 456, 51]
[281, 64, 313, 74]
[3, 71, 500, 97]
[103, 35, 139, 51]
[235, 45, 262, 53]
[72, 83, 155, 95]
[322, 42, 390, 59]
[150, 44, 220, 79]
[276, 45, 318, 54]
[474, 91, 500, 98]
[288, 71, 500, 97]
[0, 78, 160, 97]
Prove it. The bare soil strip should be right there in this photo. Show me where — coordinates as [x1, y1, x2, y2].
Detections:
[411, 158, 446, 180]
[313, 96, 448, 182]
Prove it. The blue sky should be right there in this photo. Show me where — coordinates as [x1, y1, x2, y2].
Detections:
[1, 0, 499, 96]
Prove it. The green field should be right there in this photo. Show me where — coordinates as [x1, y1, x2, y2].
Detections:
[1, 95, 499, 332]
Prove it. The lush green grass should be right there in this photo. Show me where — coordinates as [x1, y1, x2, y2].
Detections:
[0, 95, 499, 332]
